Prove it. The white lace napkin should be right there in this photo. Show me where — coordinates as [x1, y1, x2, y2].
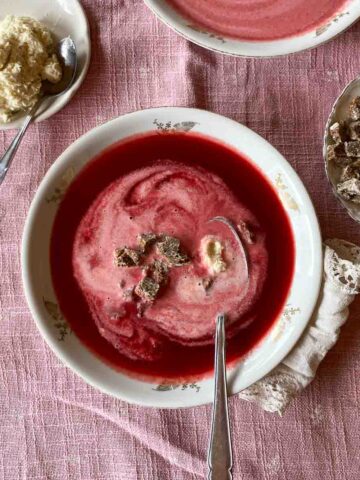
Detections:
[239, 239, 360, 415]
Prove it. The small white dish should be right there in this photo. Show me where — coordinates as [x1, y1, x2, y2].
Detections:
[22, 107, 322, 408]
[0, 0, 91, 130]
[324, 77, 360, 223]
[144, 0, 360, 57]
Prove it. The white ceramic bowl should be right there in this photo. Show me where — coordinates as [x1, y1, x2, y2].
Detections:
[144, 0, 360, 57]
[0, 0, 91, 130]
[323, 76, 360, 223]
[22, 107, 322, 408]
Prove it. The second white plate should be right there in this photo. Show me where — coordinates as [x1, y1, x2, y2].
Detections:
[144, 0, 360, 57]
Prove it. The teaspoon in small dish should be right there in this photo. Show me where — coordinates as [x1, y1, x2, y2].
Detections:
[0, 37, 77, 186]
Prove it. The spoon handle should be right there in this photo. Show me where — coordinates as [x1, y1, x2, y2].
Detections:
[207, 314, 233, 480]
[0, 104, 39, 186]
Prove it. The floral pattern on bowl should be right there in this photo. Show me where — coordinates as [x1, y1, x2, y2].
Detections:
[22, 107, 322, 408]
[316, 11, 350, 36]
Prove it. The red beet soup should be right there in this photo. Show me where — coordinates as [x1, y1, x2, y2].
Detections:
[166, 0, 349, 41]
[50, 132, 295, 381]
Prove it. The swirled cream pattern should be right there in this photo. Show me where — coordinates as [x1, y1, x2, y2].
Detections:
[73, 162, 268, 361]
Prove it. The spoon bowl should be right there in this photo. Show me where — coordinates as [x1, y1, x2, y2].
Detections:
[41, 37, 77, 98]
[208, 215, 249, 280]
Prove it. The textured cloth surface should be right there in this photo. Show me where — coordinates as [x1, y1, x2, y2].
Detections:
[240, 239, 360, 414]
[1, 1, 360, 479]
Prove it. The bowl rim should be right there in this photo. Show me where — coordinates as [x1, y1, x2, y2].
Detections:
[143, 0, 360, 58]
[21, 106, 323, 408]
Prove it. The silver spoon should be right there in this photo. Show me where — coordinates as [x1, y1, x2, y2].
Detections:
[0, 37, 77, 186]
[207, 216, 249, 479]
[208, 313, 233, 480]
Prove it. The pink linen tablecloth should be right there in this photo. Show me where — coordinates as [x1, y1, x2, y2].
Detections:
[1, 1, 360, 479]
